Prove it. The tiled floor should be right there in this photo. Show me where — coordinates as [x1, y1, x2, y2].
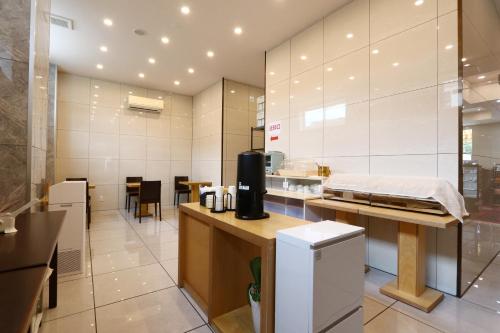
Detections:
[39, 208, 500, 333]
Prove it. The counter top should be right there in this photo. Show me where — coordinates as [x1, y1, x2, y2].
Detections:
[0, 267, 47, 333]
[306, 199, 458, 229]
[0, 211, 65, 273]
[179, 202, 309, 243]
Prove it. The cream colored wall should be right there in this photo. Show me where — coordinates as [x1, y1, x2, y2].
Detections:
[55, 72, 193, 210]
[265, 0, 461, 294]
[222, 79, 264, 186]
[192, 80, 223, 185]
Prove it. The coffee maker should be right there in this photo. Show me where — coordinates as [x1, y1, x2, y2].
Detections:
[235, 151, 269, 220]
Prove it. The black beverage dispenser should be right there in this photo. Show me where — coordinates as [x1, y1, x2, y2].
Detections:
[235, 151, 270, 220]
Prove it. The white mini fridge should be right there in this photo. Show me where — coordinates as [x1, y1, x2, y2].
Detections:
[49, 181, 87, 276]
[275, 221, 365, 333]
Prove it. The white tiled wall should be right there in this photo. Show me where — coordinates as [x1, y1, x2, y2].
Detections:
[223, 79, 264, 186]
[55, 73, 193, 210]
[192, 80, 223, 185]
[266, 0, 460, 294]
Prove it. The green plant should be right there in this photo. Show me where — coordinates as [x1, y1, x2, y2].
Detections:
[248, 257, 261, 303]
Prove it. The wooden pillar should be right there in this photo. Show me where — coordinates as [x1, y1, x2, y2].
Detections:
[380, 222, 443, 312]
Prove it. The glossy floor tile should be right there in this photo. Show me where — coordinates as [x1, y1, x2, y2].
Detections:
[43, 277, 95, 321]
[43, 208, 500, 333]
[39, 310, 96, 333]
[95, 288, 204, 333]
[93, 263, 175, 306]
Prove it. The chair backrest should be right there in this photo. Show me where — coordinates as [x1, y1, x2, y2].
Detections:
[126, 176, 143, 193]
[139, 180, 161, 203]
[66, 178, 89, 203]
[175, 176, 189, 191]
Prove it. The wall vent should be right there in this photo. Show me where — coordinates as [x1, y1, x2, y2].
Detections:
[50, 14, 74, 30]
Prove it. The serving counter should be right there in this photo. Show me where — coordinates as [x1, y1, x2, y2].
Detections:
[178, 203, 309, 333]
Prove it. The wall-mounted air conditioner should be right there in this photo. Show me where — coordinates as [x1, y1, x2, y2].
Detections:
[127, 95, 164, 112]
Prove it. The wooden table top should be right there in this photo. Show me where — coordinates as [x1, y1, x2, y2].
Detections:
[180, 202, 309, 244]
[179, 181, 212, 186]
[0, 211, 65, 273]
[306, 199, 458, 229]
[0, 266, 47, 333]
[126, 182, 141, 188]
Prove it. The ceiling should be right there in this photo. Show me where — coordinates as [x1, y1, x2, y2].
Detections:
[49, 0, 350, 96]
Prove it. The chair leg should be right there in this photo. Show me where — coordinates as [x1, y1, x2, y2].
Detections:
[173, 192, 176, 206]
[155, 203, 157, 217]
[127, 196, 131, 212]
[134, 202, 137, 218]
[176, 193, 179, 207]
[159, 203, 162, 220]
[125, 194, 128, 210]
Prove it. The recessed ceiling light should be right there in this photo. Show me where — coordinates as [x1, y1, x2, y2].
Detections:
[103, 18, 113, 26]
[477, 75, 485, 79]
[270, 90, 276, 94]
[348, 76, 355, 80]
[346, 33, 354, 39]
[293, 80, 300, 84]
[96, 64, 103, 69]
[327, 67, 333, 72]
[138, 73, 145, 78]
[445, 44, 454, 50]
[128, 91, 133, 94]
[180, 6, 190, 15]
[99, 45, 108, 52]
[464, 63, 471, 67]
[161, 36, 170, 44]
[392, 62, 400, 67]
[188, 68, 195, 74]
[148, 57, 156, 64]
[174, 80, 180, 85]
[158, 96, 163, 100]
[233, 26, 243, 35]
[315, 86, 322, 91]
[206, 50, 215, 58]
[269, 71, 275, 76]
[94, 94, 99, 97]
[372, 49, 379, 54]
[94, 85, 99, 89]
[300, 55, 307, 60]
[461, 57, 467, 62]
[414, 0, 424, 6]
[230, 90, 236, 94]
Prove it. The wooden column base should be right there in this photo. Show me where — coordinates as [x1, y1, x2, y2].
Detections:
[380, 280, 443, 313]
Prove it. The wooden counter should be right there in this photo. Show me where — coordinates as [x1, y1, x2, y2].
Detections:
[179, 203, 309, 333]
[306, 199, 459, 312]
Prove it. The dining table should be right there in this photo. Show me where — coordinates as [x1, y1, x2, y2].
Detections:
[179, 181, 213, 203]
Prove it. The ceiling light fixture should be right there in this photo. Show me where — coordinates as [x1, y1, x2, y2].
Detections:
[327, 67, 333, 72]
[96, 63, 103, 69]
[445, 44, 454, 50]
[392, 62, 400, 67]
[346, 33, 354, 39]
[477, 75, 485, 80]
[94, 85, 99, 89]
[234, 26, 243, 35]
[138, 73, 145, 78]
[414, 0, 424, 6]
[269, 71, 275, 76]
[372, 49, 379, 54]
[94, 94, 99, 97]
[230, 90, 236, 94]
[300, 55, 307, 60]
[174, 80, 180, 85]
[188, 68, 195, 74]
[180, 6, 190, 15]
[148, 57, 156, 64]
[158, 96, 163, 100]
[99, 45, 108, 52]
[348, 76, 355, 80]
[103, 18, 113, 26]
[461, 57, 467, 62]
[161, 36, 170, 44]
[207, 50, 215, 58]
[293, 80, 300, 84]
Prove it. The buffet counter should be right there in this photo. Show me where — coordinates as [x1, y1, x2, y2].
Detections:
[178, 202, 309, 333]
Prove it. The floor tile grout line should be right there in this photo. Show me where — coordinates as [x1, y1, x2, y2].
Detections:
[42, 307, 95, 324]
[387, 302, 447, 333]
[184, 323, 214, 333]
[93, 285, 177, 310]
[363, 301, 393, 327]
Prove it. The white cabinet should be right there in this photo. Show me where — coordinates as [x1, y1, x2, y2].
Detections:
[276, 221, 365, 333]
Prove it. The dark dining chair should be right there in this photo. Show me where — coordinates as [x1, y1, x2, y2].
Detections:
[174, 176, 191, 207]
[66, 177, 91, 229]
[134, 180, 161, 223]
[125, 176, 143, 212]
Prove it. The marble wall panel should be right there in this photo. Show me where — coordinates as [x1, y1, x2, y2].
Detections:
[0, 0, 31, 62]
[0, 144, 27, 211]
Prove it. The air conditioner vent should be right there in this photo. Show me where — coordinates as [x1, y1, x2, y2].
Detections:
[50, 14, 74, 30]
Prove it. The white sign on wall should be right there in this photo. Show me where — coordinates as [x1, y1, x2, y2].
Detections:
[268, 121, 281, 142]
